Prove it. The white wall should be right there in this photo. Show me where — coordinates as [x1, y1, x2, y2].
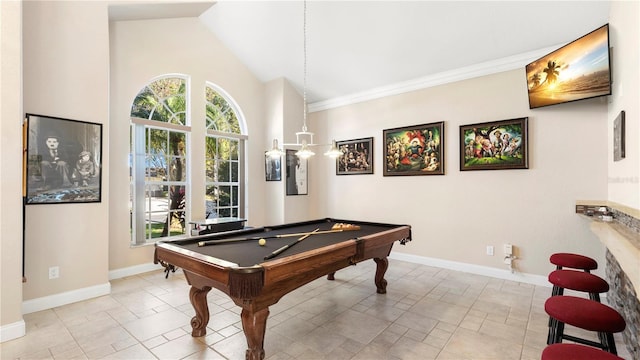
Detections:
[608, 1, 640, 209]
[264, 79, 286, 225]
[0, 0, 25, 342]
[311, 69, 609, 277]
[282, 79, 313, 223]
[108, 16, 268, 270]
[21, 1, 110, 301]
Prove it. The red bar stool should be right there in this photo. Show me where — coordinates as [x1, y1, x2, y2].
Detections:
[545, 296, 625, 354]
[546, 269, 611, 344]
[542, 343, 625, 360]
[550, 253, 598, 272]
[548, 269, 609, 301]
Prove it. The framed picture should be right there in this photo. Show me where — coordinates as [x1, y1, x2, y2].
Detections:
[286, 149, 307, 195]
[459, 117, 528, 171]
[336, 137, 373, 175]
[613, 110, 625, 162]
[383, 122, 444, 176]
[265, 153, 282, 181]
[25, 114, 102, 204]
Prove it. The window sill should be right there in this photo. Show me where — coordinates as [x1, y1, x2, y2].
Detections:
[130, 233, 191, 248]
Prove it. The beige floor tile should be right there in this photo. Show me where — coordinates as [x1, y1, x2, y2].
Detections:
[3, 263, 632, 360]
[100, 344, 156, 359]
[408, 298, 469, 325]
[210, 331, 249, 360]
[122, 308, 191, 341]
[459, 314, 484, 331]
[181, 347, 228, 360]
[349, 342, 393, 360]
[1, 322, 75, 359]
[298, 325, 348, 354]
[389, 337, 440, 360]
[321, 309, 391, 344]
[84, 344, 117, 359]
[442, 327, 523, 359]
[149, 334, 208, 360]
[478, 318, 527, 343]
[520, 345, 543, 360]
[391, 310, 438, 334]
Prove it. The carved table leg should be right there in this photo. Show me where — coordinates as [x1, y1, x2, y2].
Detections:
[327, 271, 336, 280]
[189, 286, 211, 337]
[373, 257, 388, 294]
[241, 307, 269, 360]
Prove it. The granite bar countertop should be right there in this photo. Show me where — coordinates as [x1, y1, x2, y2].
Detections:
[577, 200, 640, 297]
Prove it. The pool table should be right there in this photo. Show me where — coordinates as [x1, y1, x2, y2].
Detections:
[154, 218, 411, 360]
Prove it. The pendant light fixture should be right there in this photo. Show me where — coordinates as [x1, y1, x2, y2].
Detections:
[267, 1, 342, 160]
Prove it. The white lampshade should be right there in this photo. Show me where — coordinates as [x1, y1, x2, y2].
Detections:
[295, 140, 315, 159]
[266, 139, 284, 158]
[324, 140, 343, 158]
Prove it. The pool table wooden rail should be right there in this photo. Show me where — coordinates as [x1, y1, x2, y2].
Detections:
[153, 219, 411, 360]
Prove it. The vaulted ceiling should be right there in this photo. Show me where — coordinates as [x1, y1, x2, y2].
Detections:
[111, 1, 611, 107]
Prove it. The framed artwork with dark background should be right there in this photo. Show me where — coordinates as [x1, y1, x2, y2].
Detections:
[25, 114, 102, 204]
[383, 122, 444, 176]
[336, 137, 373, 175]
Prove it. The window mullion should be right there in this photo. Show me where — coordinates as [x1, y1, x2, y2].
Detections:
[133, 124, 147, 244]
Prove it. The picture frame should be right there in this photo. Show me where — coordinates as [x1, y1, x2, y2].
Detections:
[383, 122, 444, 176]
[25, 114, 103, 204]
[264, 152, 282, 181]
[286, 149, 307, 195]
[459, 117, 528, 171]
[336, 137, 374, 175]
[613, 110, 625, 162]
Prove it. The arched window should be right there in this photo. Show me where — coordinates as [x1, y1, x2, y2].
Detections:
[129, 76, 190, 245]
[204, 83, 246, 220]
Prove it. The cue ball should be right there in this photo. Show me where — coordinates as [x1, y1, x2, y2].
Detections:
[258, 238, 266, 246]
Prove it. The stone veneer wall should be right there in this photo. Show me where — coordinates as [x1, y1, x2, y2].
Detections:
[605, 207, 640, 360]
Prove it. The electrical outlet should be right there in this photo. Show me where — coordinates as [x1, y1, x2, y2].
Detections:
[48, 266, 59, 279]
[503, 244, 513, 256]
[486, 245, 494, 256]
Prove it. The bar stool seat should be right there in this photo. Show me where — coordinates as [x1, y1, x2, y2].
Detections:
[550, 253, 597, 272]
[548, 269, 609, 300]
[545, 296, 625, 354]
[542, 343, 625, 360]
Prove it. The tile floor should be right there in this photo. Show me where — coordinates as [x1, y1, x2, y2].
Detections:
[1, 259, 632, 359]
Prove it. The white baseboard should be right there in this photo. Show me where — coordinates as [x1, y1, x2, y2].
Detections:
[108, 262, 163, 280]
[390, 252, 551, 287]
[0, 320, 25, 343]
[22, 282, 111, 315]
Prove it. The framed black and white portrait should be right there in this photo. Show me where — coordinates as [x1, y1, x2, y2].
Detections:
[286, 149, 307, 195]
[265, 152, 282, 181]
[25, 114, 102, 204]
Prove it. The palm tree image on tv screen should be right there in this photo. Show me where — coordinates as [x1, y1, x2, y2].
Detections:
[526, 24, 611, 109]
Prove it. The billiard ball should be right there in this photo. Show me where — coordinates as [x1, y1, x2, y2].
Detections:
[258, 238, 266, 246]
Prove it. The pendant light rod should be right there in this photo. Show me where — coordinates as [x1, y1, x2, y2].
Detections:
[266, 1, 342, 160]
[302, 0, 308, 133]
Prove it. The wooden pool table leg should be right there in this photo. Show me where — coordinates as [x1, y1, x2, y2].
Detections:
[241, 307, 269, 360]
[189, 286, 211, 337]
[373, 257, 389, 294]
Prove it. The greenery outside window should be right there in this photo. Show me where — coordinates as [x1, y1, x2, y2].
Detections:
[205, 84, 246, 220]
[130, 77, 190, 245]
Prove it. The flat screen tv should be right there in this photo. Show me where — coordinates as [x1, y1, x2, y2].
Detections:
[526, 24, 611, 109]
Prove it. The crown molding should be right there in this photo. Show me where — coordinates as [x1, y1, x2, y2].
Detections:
[308, 44, 562, 113]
